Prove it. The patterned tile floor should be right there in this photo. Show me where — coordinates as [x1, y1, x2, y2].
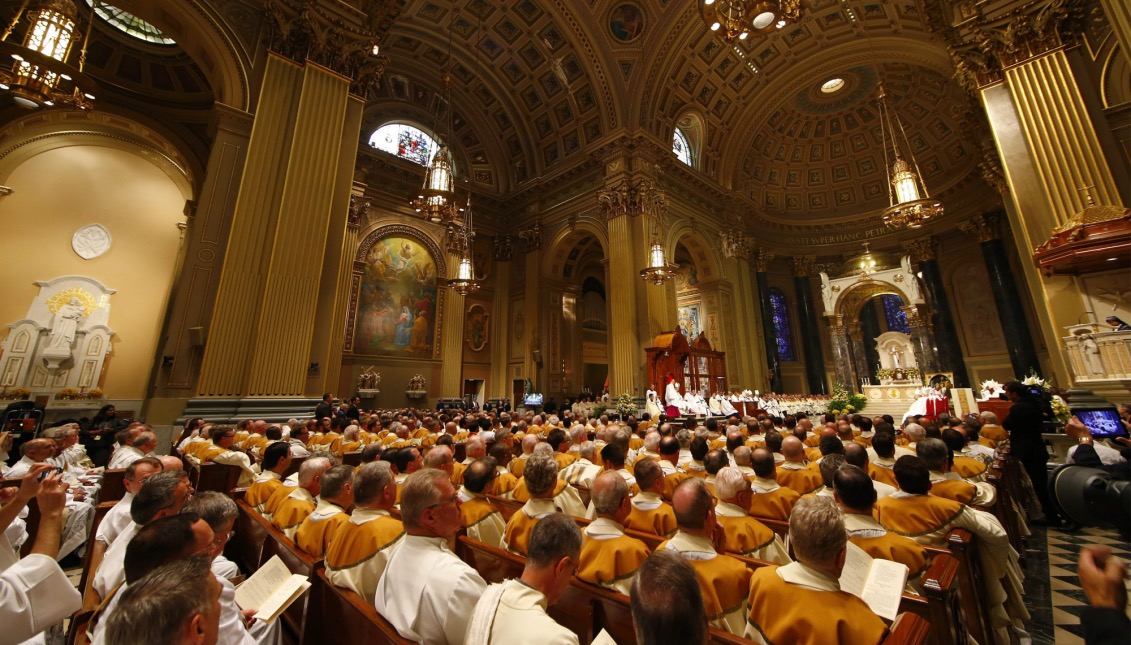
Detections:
[1023, 525, 1131, 645]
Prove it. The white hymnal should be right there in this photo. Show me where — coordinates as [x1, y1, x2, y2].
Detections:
[234, 555, 311, 623]
[838, 541, 908, 622]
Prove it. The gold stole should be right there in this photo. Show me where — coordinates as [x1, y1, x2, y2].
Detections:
[776, 468, 821, 495]
[868, 464, 900, 489]
[489, 472, 518, 496]
[577, 534, 650, 586]
[953, 457, 986, 479]
[324, 516, 404, 569]
[295, 510, 348, 558]
[199, 445, 227, 462]
[510, 457, 528, 478]
[553, 452, 578, 469]
[747, 489, 798, 521]
[460, 498, 500, 529]
[662, 472, 691, 500]
[338, 441, 361, 456]
[503, 511, 538, 556]
[263, 484, 295, 516]
[875, 495, 965, 537]
[624, 505, 677, 536]
[717, 516, 775, 556]
[850, 534, 928, 577]
[247, 478, 283, 509]
[682, 554, 751, 622]
[510, 478, 529, 502]
[930, 480, 977, 505]
[272, 497, 315, 531]
[747, 566, 886, 645]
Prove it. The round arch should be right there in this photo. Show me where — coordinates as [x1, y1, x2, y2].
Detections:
[666, 222, 721, 283]
[834, 280, 907, 323]
[543, 218, 611, 280]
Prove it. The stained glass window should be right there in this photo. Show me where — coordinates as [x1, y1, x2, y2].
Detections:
[87, 2, 175, 45]
[768, 288, 796, 362]
[881, 295, 911, 334]
[673, 128, 692, 166]
[369, 124, 438, 166]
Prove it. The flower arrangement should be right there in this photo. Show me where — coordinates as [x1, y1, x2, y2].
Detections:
[1021, 372, 1047, 390]
[1050, 395, 1070, 426]
[0, 387, 31, 401]
[826, 383, 867, 415]
[616, 393, 638, 418]
[56, 388, 81, 400]
[875, 367, 921, 382]
[979, 379, 1004, 400]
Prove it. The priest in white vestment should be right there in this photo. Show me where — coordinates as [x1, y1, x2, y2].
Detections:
[376, 469, 486, 645]
[465, 513, 583, 645]
[664, 378, 689, 415]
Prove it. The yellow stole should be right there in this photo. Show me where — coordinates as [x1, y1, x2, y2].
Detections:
[324, 515, 404, 569]
[661, 472, 691, 500]
[577, 534, 650, 586]
[510, 457, 528, 478]
[272, 495, 316, 531]
[629, 436, 644, 450]
[746, 566, 886, 645]
[338, 440, 361, 456]
[660, 548, 750, 622]
[503, 510, 539, 555]
[850, 533, 928, 577]
[489, 472, 518, 497]
[295, 508, 349, 558]
[460, 498, 501, 529]
[263, 484, 295, 516]
[775, 467, 821, 495]
[868, 464, 900, 489]
[953, 457, 986, 479]
[624, 504, 677, 536]
[747, 489, 799, 521]
[199, 445, 227, 463]
[874, 494, 965, 537]
[247, 477, 284, 509]
[553, 452, 578, 469]
[930, 479, 977, 505]
[510, 478, 529, 502]
[716, 515, 776, 556]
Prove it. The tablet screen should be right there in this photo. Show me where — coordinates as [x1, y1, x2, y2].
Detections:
[1072, 408, 1128, 439]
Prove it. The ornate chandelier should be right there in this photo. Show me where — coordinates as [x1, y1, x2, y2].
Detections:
[877, 82, 943, 229]
[410, 6, 460, 225]
[0, 0, 97, 110]
[698, 0, 800, 43]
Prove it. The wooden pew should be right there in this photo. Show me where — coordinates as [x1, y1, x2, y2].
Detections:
[78, 501, 116, 612]
[196, 462, 242, 493]
[227, 500, 270, 576]
[924, 529, 993, 645]
[303, 568, 415, 644]
[341, 451, 361, 467]
[283, 456, 306, 479]
[255, 504, 320, 644]
[98, 469, 127, 503]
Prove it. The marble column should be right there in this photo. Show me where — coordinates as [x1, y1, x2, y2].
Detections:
[829, 321, 855, 390]
[960, 212, 1041, 377]
[858, 300, 882, 384]
[847, 324, 870, 391]
[790, 256, 827, 394]
[754, 248, 783, 393]
[196, 56, 358, 399]
[904, 237, 970, 387]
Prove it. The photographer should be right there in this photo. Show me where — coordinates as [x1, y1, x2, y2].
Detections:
[1002, 381, 1061, 525]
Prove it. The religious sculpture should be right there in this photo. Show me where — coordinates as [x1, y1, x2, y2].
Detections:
[406, 373, 427, 398]
[357, 366, 381, 393]
[1078, 333, 1104, 375]
[45, 298, 85, 352]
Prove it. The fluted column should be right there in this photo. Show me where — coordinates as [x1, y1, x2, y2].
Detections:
[197, 56, 360, 398]
[522, 226, 543, 391]
[959, 212, 1041, 377]
[606, 211, 641, 395]
[153, 103, 251, 400]
[753, 248, 783, 393]
[904, 237, 969, 387]
[438, 226, 467, 397]
[790, 256, 827, 394]
[829, 321, 855, 390]
[489, 235, 513, 399]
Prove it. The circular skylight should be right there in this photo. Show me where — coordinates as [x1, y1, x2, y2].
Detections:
[821, 78, 846, 94]
[87, 1, 175, 45]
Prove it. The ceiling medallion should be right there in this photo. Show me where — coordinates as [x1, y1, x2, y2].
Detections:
[820, 78, 845, 94]
[698, 0, 800, 44]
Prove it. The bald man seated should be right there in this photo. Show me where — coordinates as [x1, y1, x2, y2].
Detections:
[295, 464, 355, 558]
[577, 472, 651, 595]
[833, 464, 927, 580]
[747, 448, 800, 521]
[458, 458, 507, 550]
[623, 457, 677, 537]
[917, 438, 995, 507]
[775, 436, 823, 495]
[659, 478, 752, 636]
[271, 457, 332, 539]
[712, 467, 790, 563]
[745, 497, 887, 645]
[504, 456, 585, 555]
[325, 462, 405, 604]
[510, 435, 539, 478]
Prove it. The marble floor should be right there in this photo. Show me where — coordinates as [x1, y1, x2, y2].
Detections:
[1023, 524, 1131, 645]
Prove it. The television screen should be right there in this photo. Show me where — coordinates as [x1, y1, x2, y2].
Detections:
[524, 393, 543, 406]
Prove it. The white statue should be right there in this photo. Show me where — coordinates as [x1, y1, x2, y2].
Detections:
[46, 298, 85, 351]
[1080, 333, 1104, 375]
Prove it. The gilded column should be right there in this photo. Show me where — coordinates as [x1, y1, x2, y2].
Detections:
[605, 210, 641, 395]
[720, 227, 758, 390]
[959, 212, 1041, 377]
[753, 248, 783, 393]
[790, 256, 827, 394]
[489, 235, 513, 399]
[903, 237, 968, 386]
[439, 225, 467, 397]
[520, 223, 543, 391]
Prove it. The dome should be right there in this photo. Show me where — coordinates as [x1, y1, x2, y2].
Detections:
[835, 248, 901, 278]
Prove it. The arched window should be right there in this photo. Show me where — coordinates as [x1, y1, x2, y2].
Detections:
[768, 288, 796, 362]
[87, 1, 175, 44]
[369, 123, 438, 167]
[673, 128, 693, 166]
[881, 295, 911, 334]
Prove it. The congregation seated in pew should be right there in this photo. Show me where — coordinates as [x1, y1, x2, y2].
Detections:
[270, 457, 331, 539]
[325, 461, 405, 604]
[576, 471, 651, 595]
[294, 464, 354, 558]
[458, 458, 507, 549]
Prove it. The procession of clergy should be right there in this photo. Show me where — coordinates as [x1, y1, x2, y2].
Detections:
[1, 401, 1029, 645]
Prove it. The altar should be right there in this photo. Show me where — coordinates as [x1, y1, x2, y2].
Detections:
[862, 383, 924, 418]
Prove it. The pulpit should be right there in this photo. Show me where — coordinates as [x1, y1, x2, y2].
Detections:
[645, 329, 727, 397]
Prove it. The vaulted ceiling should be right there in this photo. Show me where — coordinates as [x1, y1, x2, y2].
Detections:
[366, 0, 990, 226]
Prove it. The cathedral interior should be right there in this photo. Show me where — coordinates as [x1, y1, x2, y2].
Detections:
[0, 0, 1128, 425]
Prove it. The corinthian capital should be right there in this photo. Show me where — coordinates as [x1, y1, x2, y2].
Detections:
[790, 255, 817, 277]
[753, 247, 775, 272]
[902, 237, 938, 263]
[958, 212, 1002, 242]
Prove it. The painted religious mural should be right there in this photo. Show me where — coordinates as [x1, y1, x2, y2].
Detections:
[354, 235, 439, 357]
[678, 304, 702, 340]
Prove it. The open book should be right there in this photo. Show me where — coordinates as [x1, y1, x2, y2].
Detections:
[234, 555, 311, 623]
[838, 541, 909, 622]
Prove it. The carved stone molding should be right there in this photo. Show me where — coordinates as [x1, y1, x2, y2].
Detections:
[902, 236, 939, 263]
[958, 212, 1002, 242]
[721, 228, 752, 260]
[493, 234, 514, 262]
[261, 0, 390, 97]
[348, 187, 370, 231]
[753, 247, 775, 272]
[790, 255, 817, 277]
[516, 222, 542, 252]
[596, 177, 667, 223]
